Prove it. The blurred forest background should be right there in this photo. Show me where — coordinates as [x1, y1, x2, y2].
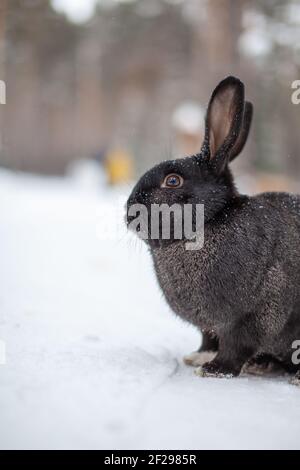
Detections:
[0, 0, 300, 191]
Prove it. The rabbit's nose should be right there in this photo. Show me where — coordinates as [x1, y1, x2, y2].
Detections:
[128, 193, 142, 206]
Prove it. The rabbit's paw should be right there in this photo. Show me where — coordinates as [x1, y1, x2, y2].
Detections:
[290, 371, 300, 387]
[243, 355, 283, 376]
[195, 360, 237, 378]
[183, 350, 217, 367]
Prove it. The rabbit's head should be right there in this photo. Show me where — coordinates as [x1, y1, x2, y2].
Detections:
[126, 76, 253, 245]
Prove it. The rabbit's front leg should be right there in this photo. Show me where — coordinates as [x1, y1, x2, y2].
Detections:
[184, 331, 218, 367]
[196, 319, 260, 378]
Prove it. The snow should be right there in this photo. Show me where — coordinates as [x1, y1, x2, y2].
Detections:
[0, 168, 300, 450]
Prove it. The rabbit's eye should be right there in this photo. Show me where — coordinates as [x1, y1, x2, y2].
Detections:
[161, 174, 183, 188]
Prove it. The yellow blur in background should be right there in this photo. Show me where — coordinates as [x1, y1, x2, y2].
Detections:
[105, 149, 134, 185]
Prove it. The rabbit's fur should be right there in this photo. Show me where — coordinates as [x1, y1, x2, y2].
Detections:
[126, 76, 300, 382]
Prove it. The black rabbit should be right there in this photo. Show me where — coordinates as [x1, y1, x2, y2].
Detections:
[126, 76, 300, 385]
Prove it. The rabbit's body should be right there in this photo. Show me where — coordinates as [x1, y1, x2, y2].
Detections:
[152, 191, 300, 369]
[127, 76, 300, 382]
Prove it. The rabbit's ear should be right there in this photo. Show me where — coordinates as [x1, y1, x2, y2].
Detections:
[229, 101, 253, 162]
[201, 76, 245, 172]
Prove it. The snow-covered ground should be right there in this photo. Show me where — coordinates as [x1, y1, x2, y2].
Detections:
[0, 167, 300, 450]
